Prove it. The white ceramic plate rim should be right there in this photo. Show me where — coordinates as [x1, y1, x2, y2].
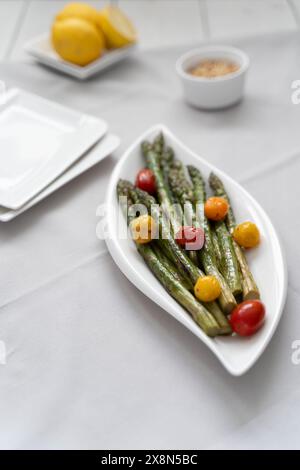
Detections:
[24, 34, 137, 80]
[0, 88, 107, 209]
[105, 124, 288, 376]
[0, 133, 120, 222]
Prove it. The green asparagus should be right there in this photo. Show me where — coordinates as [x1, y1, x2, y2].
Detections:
[211, 228, 222, 268]
[214, 221, 242, 297]
[117, 180, 221, 337]
[151, 242, 191, 291]
[115, 133, 262, 339]
[138, 244, 220, 337]
[160, 146, 176, 203]
[209, 172, 260, 300]
[152, 243, 231, 335]
[132, 184, 201, 283]
[187, 165, 237, 313]
[152, 132, 164, 155]
[187, 169, 242, 297]
[142, 141, 181, 235]
[130, 184, 231, 330]
[168, 160, 198, 266]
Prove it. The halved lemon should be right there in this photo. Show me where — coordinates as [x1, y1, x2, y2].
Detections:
[52, 17, 105, 66]
[56, 2, 103, 33]
[98, 5, 137, 49]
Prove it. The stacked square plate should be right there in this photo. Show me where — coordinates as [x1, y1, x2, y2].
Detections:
[0, 88, 120, 221]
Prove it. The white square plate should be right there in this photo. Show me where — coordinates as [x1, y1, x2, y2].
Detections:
[0, 88, 107, 209]
[0, 133, 120, 222]
[24, 34, 136, 80]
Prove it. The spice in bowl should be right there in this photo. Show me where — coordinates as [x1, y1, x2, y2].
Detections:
[176, 46, 249, 109]
[189, 59, 240, 79]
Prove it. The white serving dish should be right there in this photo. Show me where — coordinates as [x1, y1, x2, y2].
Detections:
[0, 88, 107, 209]
[24, 34, 136, 80]
[105, 124, 287, 376]
[176, 46, 249, 109]
[0, 133, 120, 222]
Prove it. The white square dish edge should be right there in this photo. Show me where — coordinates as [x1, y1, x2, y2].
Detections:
[0, 133, 120, 222]
[24, 34, 137, 80]
[0, 88, 107, 209]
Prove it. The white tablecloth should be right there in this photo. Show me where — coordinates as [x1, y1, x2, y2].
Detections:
[1, 32, 300, 450]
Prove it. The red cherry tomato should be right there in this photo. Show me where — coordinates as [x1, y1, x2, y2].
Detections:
[229, 300, 265, 337]
[175, 226, 205, 250]
[135, 168, 156, 195]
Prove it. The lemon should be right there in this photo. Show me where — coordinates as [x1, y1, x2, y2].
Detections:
[98, 5, 137, 49]
[52, 18, 104, 66]
[56, 2, 103, 33]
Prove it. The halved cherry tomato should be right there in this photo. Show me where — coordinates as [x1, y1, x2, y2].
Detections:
[135, 168, 156, 195]
[229, 300, 265, 337]
[205, 197, 229, 221]
[175, 226, 205, 250]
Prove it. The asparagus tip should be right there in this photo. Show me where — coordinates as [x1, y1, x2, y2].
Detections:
[209, 172, 223, 191]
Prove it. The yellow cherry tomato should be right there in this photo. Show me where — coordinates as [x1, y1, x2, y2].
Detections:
[233, 221, 260, 248]
[204, 197, 229, 221]
[130, 215, 156, 244]
[194, 275, 221, 302]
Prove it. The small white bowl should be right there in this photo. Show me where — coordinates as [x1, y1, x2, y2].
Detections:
[176, 46, 249, 110]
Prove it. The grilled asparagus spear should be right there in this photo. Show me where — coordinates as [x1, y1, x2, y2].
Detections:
[152, 242, 231, 335]
[155, 239, 193, 290]
[143, 139, 197, 264]
[152, 132, 165, 155]
[151, 242, 191, 290]
[160, 146, 176, 203]
[168, 160, 198, 266]
[142, 141, 182, 235]
[117, 180, 221, 337]
[211, 228, 222, 268]
[187, 167, 242, 297]
[138, 244, 221, 337]
[209, 172, 260, 300]
[214, 221, 242, 297]
[152, 133, 176, 204]
[131, 184, 201, 283]
[187, 165, 237, 313]
[128, 183, 231, 330]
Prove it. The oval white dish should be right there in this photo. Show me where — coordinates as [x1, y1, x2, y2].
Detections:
[105, 124, 287, 376]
